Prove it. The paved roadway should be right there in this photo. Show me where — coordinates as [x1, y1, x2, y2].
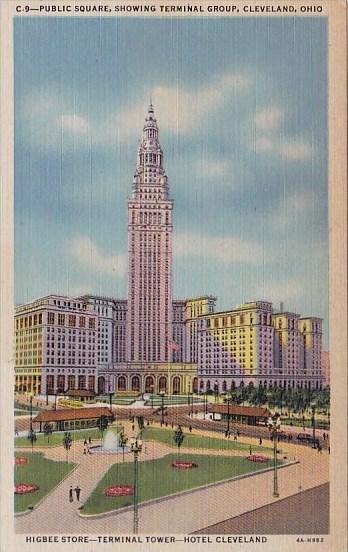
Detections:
[15, 420, 329, 535]
[194, 483, 329, 534]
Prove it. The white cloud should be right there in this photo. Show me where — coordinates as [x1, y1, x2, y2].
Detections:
[253, 136, 275, 153]
[98, 72, 252, 144]
[173, 232, 263, 264]
[271, 191, 313, 228]
[254, 280, 304, 305]
[255, 108, 283, 131]
[194, 159, 228, 178]
[60, 114, 89, 134]
[68, 236, 126, 277]
[280, 140, 312, 160]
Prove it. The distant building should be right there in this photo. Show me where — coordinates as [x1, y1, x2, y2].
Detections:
[321, 350, 330, 386]
[14, 295, 98, 395]
[14, 107, 325, 396]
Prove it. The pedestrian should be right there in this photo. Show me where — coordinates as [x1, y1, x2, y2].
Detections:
[234, 434, 237, 441]
[83, 445, 87, 455]
[171, 422, 174, 429]
[83, 439, 87, 447]
[328, 446, 330, 454]
[249, 445, 252, 455]
[259, 437, 262, 446]
[15, 429, 19, 436]
[88, 436, 92, 445]
[237, 430, 240, 437]
[69, 486, 73, 503]
[189, 425, 192, 433]
[74, 486, 81, 501]
[132, 424, 135, 431]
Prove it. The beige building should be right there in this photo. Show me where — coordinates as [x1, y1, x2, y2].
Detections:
[14, 295, 98, 396]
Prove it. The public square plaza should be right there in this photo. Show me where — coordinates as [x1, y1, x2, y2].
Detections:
[14, 392, 329, 534]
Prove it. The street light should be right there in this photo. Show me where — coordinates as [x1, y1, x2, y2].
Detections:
[214, 380, 219, 403]
[159, 391, 165, 426]
[130, 436, 143, 534]
[311, 404, 317, 448]
[226, 394, 232, 435]
[29, 394, 33, 432]
[267, 413, 281, 498]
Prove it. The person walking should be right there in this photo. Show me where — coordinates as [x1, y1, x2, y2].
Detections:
[259, 437, 262, 446]
[69, 486, 73, 503]
[88, 436, 92, 445]
[249, 444, 252, 455]
[83, 439, 87, 447]
[75, 486, 81, 501]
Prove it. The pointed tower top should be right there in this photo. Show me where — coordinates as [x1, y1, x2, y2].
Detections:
[146, 102, 156, 123]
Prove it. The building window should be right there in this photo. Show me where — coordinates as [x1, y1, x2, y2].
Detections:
[69, 315, 76, 328]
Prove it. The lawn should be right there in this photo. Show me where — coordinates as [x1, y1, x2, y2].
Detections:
[142, 427, 271, 453]
[82, 453, 278, 515]
[14, 452, 75, 513]
[15, 425, 122, 448]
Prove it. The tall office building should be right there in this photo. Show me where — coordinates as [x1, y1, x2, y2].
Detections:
[126, 104, 173, 363]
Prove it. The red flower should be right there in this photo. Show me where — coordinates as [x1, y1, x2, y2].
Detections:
[246, 454, 269, 463]
[172, 461, 198, 469]
[104, 485, 134, 497]
[15, 483, 39, 494]
[15, 457, 28, 465]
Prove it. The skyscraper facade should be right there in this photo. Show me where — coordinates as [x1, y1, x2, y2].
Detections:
[14, 106, 325, 397]
[126, 105, 173, 364]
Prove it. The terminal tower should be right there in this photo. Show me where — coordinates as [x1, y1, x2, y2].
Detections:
[126, 105, 173, 363]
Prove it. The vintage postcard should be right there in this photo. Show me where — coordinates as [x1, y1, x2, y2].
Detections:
[0, 1, 347, 551]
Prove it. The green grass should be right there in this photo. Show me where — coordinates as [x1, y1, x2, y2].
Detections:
[14, 452, 75, 513]
[15, 426, 122, 448]
[142, 427, 271, 453]
[83, 453, 278, 515]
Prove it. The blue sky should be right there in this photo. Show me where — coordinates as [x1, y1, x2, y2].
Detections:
[14, 16, 328, 345]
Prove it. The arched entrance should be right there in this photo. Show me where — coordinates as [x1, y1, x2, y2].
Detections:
[97, 376, 105, 395]
[57, 374, 65, 392]
[145, 375, 155, 393]
[192, 377, 199, 393]
[172, 376, 180, 394]
[131, 375, 141, 392]
[158, 376, 167, 393]
[118, 376, 126, 391]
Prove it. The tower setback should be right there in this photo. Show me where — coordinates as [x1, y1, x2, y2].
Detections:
[126, 105, 173, 363]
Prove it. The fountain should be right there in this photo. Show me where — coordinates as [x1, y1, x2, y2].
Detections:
[89, 429, 130, 455]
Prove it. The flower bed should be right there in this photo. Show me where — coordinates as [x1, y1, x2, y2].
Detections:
[104, 485, 134, 497]
[15, 457, 28, 465]
[246, 454, 269, 463]
[171, 461, 198, 469]
[15, 483, 39, 495]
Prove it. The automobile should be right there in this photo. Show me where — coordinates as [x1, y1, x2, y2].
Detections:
[297, 433, 320, 447]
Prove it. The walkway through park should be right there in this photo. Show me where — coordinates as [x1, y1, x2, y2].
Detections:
[15, 421, 329, 534]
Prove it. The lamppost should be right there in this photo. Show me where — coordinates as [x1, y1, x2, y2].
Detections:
[311, 404, 316, 448]
[159, 390, 165, 426]
[267, 413, 281, 498]
[29, 394, 33, 432]
[214, 380, 219, 403]
[204, 390, 208, 417]
[130, 436, 143, 534]
[226, 395, 232, 435]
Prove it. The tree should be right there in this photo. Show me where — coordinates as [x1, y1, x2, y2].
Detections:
[173, 425, 184, 456]
[27, 428, 37, 453]
[96, 415, 109, 443]
[43, 422, 53, 444]
[62, 432, 72, 463]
